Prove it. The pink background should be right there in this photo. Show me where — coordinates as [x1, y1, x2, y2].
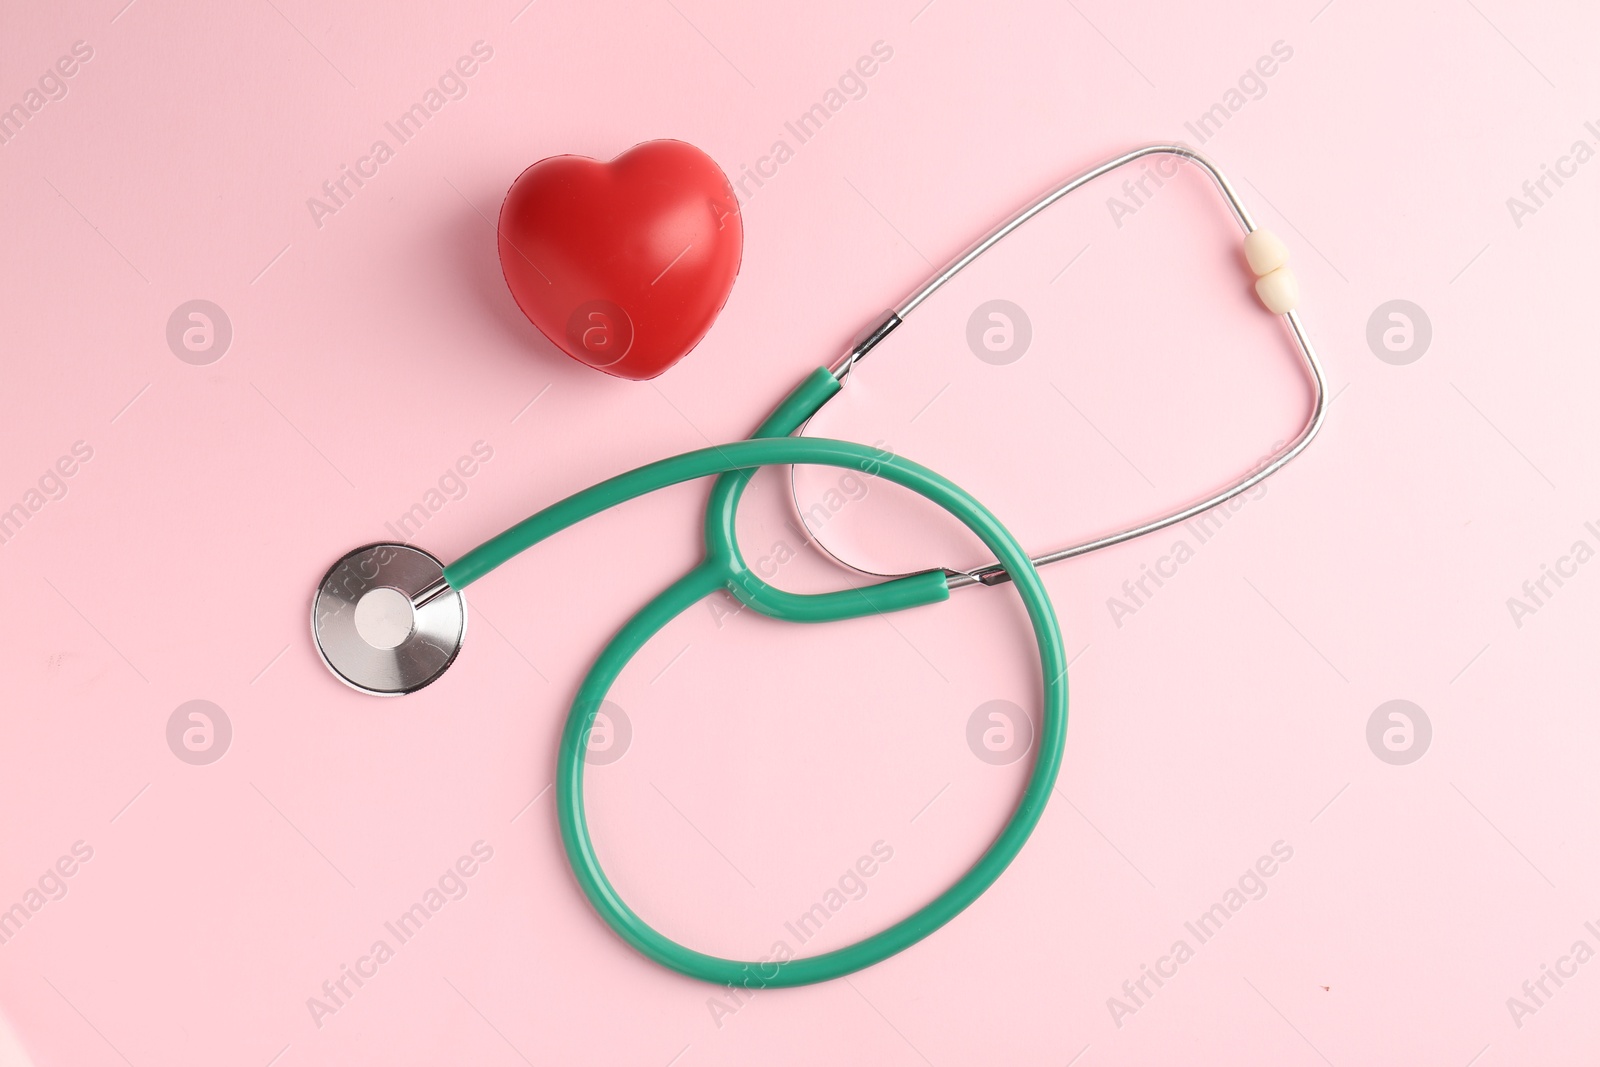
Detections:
[2, 0, 1596, 1064]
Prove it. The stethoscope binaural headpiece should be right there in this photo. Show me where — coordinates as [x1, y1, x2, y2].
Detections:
[811, 142, 1327, 589]
[311, 542, 466, 695]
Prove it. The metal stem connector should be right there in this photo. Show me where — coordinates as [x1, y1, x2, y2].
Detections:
[412, 577, 453, 611]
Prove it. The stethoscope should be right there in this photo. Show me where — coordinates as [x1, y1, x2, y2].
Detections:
[312, 144, 1327, 988]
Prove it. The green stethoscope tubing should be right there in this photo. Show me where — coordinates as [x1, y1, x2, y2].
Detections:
[443, 367, 1069, 988]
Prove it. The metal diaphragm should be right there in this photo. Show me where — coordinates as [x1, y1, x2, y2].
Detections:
[311, 543, 466, 696]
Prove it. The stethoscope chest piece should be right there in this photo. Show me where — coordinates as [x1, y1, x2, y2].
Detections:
[311, 542, 466, 696]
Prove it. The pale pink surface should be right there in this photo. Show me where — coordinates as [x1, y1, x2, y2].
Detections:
[1, 0, 1596, 1064]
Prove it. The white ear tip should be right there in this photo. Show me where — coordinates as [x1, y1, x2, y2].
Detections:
[1255, 266, 1298, 314]
[1244, 228, 1289, 276]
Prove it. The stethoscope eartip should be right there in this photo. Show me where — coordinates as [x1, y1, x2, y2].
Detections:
[311, 542, 466, 696]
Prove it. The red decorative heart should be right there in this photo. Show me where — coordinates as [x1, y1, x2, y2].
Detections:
[497, 139, 744, 381]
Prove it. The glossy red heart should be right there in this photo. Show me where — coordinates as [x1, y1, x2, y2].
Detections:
[496, 139, 743, 381]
